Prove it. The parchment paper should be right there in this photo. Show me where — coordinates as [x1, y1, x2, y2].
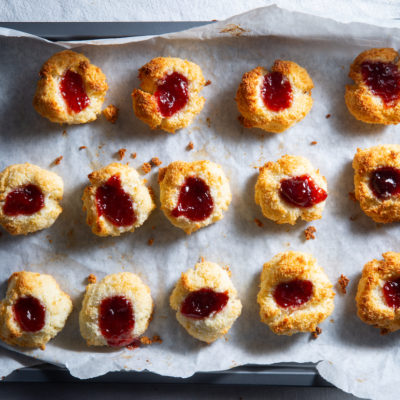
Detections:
[1, 6, 400, 399]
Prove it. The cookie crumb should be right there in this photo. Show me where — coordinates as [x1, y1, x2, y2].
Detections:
[206, 117, 211, 128]
[140, 335, 162, 345]
[187, 141, 194, 151]
[312, 327, 322, 339]
[152, 335, 162, 344]
[142, 162, 151, 174]
[79, 146, 87, 150]
[118, 148, 126, 160]
[380, 328, 390, 335]
[326, 114, 331, 119]
[310, 141, 317, 145]
[46, 235, 52, 244]
[62, 130, 67, 136]
[254, 218, 263, 227]
[102, 104, 119, 124]
[205, 80, 212, 86]
[151, 157, 162, 167]
[338, 274, 349, 294]
[131, 152, 137, 159]
[200, 256, 205, 262]
[148, 238, 154, 246]
[53, 156, 63, 165]
[349, 215, 358, 221]
[304, 226, 316, 240]
[349, 191, 357, 202]
[88, 274, 97, 284]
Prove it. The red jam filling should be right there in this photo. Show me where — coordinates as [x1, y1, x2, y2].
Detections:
[383, 278, 400, 309]
[3, 184, 44, 216]
[99, 296, 135, 347]
[361, 61, 400, 108]
[280, 175, 327, 208]
[261, 71, 293, 112]
[181, 288, 229, 319]
[154, 72, 189, 117]
[273, 279, 313, 308]
[370, 167, 400, 199]
[171, 176, 214, 222]
[60, 69, 90, 114]
[95, 175, 136, 227]
[13, 295, 45, 332]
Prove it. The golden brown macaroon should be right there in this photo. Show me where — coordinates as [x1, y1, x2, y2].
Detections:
[255, 155, 328, 225]
[235, 60, 313, 133]
[257, 251, 335, 335]
[356, 252, 400, 333]
[0, 271, 73, 349]
[33, 50, 108, 124]
[345, 48, 400, 125]
[158, 160, 231, 234]
[132, 57, 206, 133]
[79, 272, 153, 347]
[82, 163, 155, 237]
[0, 163, 63, 235]
[170, 261, 242, 343]
[353, 144, 400, 223]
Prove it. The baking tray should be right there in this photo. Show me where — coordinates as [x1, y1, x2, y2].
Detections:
[0, 21, 329, 387]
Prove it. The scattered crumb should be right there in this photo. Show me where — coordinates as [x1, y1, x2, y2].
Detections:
[220, 24, 248, 36]
[140, 335, 163, 345]
[46, 235, 52, 244]
[98, 144, 104, 150]
[152, 335, 162, 344]
[88, 274, 97, 284]
[148, 238, 154, 246]
[206, 117, 211, 128]
[312, 327, 322, 339]
[79, 146, 87, 150]
[254, 218, 263, 227]
[349, 215, 358, 221]
[330, 318, 335, 323]
[118, 148, 126, 160]
[131, 152, 137, 159]
[326, 114, 331, 119]
[151, 157, 162, 167]
[349, 191, 357, 202]
[222, 265, 231, 275]
[53, 156, 63, 165]
[62, 130, 67, 136]
[200, 256, 205, 262]
[380, 328, 390, 335]
[142, 162, 151, 174]
[304, 226, 316, 240]
[151, 226, 156, 230]
[338, 274, 350, 294]
[187, 141, 194, 151]
[310, 141, 317, 145]
[102, 104, 119, 124]
[205, 80, 212, 86]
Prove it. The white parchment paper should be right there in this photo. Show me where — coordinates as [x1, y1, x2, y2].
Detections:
[1, 6, 400, 399]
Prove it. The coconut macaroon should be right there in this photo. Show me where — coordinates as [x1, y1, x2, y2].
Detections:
[353, 145, 400, 223]
[33, 50, 108, 124]
[82, 163, 155, 237]
[79, 272, 153, 347]
[235, 60, 313, 133]
[356, 252, 400, 333]
[257, 251, 335, 335]
[345, 48, 400, 125]
[0, 271, 72, 349]
[255, 155, 328, 225]
[158, 160, 231, 234]
[132, 57, 206, 133]
[0, 163, 64, 235]
[170, 261, 242, 343]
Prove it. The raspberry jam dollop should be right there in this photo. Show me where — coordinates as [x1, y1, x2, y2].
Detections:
[383, 278, 400, 309]
[13, 295, 46, 332]
[96, 175, 136, 227]
[280, 175, 327, 208]
[3, 184, 44, 216]
[171, 176, 214, 222]
[261, 71, 293, 112]
[60, 69, 90, 114]
[155, 72, 189, 117]
[181, 288, 229, 319]
[361, 61, 400, 108]
[99, 296, 135, 347]
[370, 167, 400, 199]
[273, 279, 313, 308]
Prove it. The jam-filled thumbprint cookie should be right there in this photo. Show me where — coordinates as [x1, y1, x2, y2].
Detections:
[257, 251, 335, 335]
[79, 273, 153, 347]
[33, 50, 108, 124]
[356, 252, 400, 333]
[170, 261, 242, 343]
[235, 60, 313, 133]
[82, 163, 155, 237]
[158, 160, 231, 234]
[0, 163, 64, 235]
[132, 57, 206, 133]
[353, 144, 400, 223]
[0, 271, 72, 349]
[255, 155, 328, 225]
[345, 48, 400, 125]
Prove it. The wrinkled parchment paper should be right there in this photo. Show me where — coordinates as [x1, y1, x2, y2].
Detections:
[1, 6, 400, 399]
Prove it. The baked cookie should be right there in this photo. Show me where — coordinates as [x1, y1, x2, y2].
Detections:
[170, 261, 242, 343]
[82, 163, 155, 237]
[345, 48, 400, 125]
[235, 60, 313, 133]
[33, 50, 108, 124]
[353, 144, 400, 223]
[255, 155, 328, 225]
[158, 160, 231, 234]
[257, 251, 335, 335]
[356, 252, 400, 333]
[132, 57, 206, 133]
[79, 272, 153, 347]
[0, 163, 63, 235]
[0, 271, 72, 349]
